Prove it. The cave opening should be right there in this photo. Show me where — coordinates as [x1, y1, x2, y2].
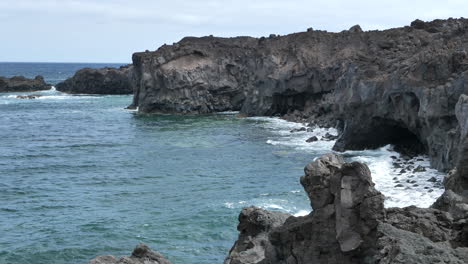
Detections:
[364, 118, 426, 156]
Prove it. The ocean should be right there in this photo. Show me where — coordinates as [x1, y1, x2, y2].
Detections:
[0, 63, 445, 264]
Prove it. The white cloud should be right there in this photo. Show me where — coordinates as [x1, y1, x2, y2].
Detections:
[0, 0, 467, 62]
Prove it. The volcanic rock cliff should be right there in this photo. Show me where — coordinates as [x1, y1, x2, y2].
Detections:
[130, 18, 468, 173]
[0, 75, 51, 92]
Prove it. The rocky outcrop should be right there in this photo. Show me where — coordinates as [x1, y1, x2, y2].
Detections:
[0, 75, 51, 92]
[129, 18, 468, 172]
[56, 66, 133, 94]
[87, 243, 171, 264]
[225, 154, 468, 264]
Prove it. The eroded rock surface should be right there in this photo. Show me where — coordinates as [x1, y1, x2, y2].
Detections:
[0, 75, 51, 92]
[225, 154, 468, 264]
[87, 243, 171, 264]
[56, 66, 133, 94]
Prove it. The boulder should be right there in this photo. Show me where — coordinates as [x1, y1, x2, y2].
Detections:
[305, 136, 318, 142]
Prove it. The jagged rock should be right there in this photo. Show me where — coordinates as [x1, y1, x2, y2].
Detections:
[129, 18, 468, 172]
[0, 75, 51, 92]
[226, 154, 468, 263]
[305, 136, 318, 143]
[227, 154, 386, 263]
[87, 243, 171, 264]
[224, 207, 291, 264]
[56, 66, 133, 94]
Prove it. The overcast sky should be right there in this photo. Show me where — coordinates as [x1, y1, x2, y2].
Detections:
[0, 0, 467, 63]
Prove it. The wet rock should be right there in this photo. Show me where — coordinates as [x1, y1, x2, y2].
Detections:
[322, 132, 339, 141]
[400, 169, 406, 173]
[391, 156, 398, 159]
[413, 165, 426, 173]
[290, 127, 306, 133]
[88, 243, 172, 264]
[395, 184, 404, 187]
[428, 177, 437, 182]
[393, 162, 403, 168]
[305, 136, 318, 143]
[0, 75, 51, 92]
[16, 94, 42, 99]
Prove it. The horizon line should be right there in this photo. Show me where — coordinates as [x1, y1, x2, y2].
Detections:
[0, 61, 131, 64]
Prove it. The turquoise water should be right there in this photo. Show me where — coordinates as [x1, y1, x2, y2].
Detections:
[0, 63, 444, 264]
[0, 90, 314, 264]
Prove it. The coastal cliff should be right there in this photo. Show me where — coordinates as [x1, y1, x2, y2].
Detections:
[130, 18, 468, 172]
[83, 18, 468, 263]
[0, 75, 51, 92]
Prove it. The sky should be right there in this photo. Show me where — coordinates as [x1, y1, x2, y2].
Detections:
[0, 0, 467, 63]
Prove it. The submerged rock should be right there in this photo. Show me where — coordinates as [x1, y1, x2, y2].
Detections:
[225, 154, 468, 263]
[16, 94, 43, 99]
[87, 243, 171, 264]
[0, 75, 51, 92]
[56, 66, 133, 95]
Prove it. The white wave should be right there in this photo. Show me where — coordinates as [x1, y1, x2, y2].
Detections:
[36, 95, 99, 100]
[294, 210, 310, 217]
[251, 116, 338, 153]
[217, 111, 240, 115]
[223, 197, 309, 217]
[253, 116, 444, 209]
[348, 145, 444, 208]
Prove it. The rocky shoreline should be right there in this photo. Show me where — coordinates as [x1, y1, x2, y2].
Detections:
[0, 75, 51, 92]
[66, 18, 468, 263]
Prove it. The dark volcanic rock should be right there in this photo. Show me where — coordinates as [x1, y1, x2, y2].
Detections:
[224, 206, 291, 264]
[225, 154, 468, 264]
[305, 136, 318, 142]
[56, 66, 133, 95]
[130, 18, 468, 171]
[0, 75, 51, 92]
[87, 243, 171, 264]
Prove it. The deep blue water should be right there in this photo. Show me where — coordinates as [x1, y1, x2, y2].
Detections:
[0, 63, 444, 264]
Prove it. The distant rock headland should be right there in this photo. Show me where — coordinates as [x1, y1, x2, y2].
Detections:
[0, 75, 51, 92]
[56, 66, 133, 94]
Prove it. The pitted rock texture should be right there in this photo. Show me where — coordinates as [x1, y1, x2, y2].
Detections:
[87, 243, 171, 264]
[130, 18, 468, 172]
[0, 75, 51, 92]
[225, 154, 468, 264]
[56, 66, 133, 94]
